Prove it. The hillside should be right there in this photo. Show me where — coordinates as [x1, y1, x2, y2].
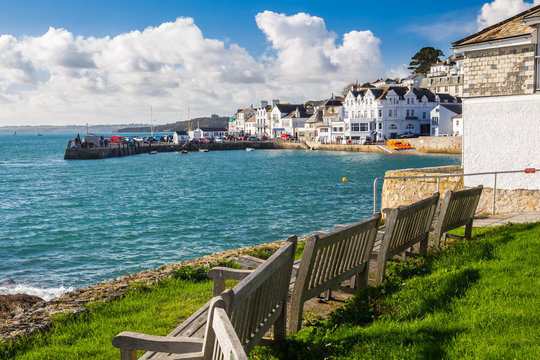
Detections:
[116, 116, 230, 132]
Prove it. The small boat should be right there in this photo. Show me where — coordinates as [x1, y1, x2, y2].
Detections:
[246, 147, 255, 152]
[199, 148, 209, 152]
[149, 150, 158, 155]
[37, 131, 42, 136]
[180, 150, 188, 154]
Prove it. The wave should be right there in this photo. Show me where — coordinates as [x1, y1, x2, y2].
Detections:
[0, 283, 73, 301]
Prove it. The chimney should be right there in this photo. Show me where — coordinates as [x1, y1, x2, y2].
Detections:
[272, 99, 280, 107]
[260, 100, 268, 108]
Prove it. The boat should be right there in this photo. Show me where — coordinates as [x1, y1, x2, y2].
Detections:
[37, 131, 42, 136]
[180, 150, 188, 154]
[246, 147, 255, 152]
[199, 148, 209, 152]
[149, 150, 158, 155]
[386, 140, 413, 150]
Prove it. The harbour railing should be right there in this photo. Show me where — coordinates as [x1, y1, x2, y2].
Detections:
[373, 168, 539, 215]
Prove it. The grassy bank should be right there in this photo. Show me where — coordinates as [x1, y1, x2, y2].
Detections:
[1, 224, 538, 359]
[256, 223, 540, 359]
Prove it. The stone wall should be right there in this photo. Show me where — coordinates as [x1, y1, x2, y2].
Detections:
[381, 165, 540, 215]
[463, 44, 536, 97]
[406, 136, 462, 154]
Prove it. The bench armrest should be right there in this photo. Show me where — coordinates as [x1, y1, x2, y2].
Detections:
[207, 267, 253, 296]
[112, 331, 204, 355]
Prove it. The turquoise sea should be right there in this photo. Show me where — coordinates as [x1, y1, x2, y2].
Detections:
[0, 133, 460, 299]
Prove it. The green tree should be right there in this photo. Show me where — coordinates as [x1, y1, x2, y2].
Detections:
[408, 47, 444, 75]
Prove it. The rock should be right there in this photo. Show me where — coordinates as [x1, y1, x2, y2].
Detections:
[0, 294, 44, 317]
[0, 279, 15, 285]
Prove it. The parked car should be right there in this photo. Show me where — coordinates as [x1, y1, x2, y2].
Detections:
[399, 132, 420, 139]
[214, 136, 226, 142]
[133, 137, 143, 142]
[225, 135, 236, 140]
[201, 137, 213, 143]
[247, 136, 261, 141]
[280, 134, 294, 140]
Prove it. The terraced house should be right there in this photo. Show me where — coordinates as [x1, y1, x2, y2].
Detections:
[452, 5, 540, 190]
[341, 86, 460, 142]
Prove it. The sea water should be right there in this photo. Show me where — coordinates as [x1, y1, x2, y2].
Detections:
[0, 133, 460, 299]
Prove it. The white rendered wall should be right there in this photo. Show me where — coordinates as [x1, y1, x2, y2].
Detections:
[463, 94, 540, 190]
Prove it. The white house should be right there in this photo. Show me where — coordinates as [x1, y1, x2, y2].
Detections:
[452, 4, 540, 190]
[401, 74, 425, 88]
[421, 54, 465, 97]
[452, 114, 463, 136]
[430, 103, 462, 136]
[173, 130, 189, 144]
[269, 103, 310, 138]
[342, 86, 459, 141]
[188, 127, 228, 140]
[229, 107, 255, 134]
[255, 100, 275, 136]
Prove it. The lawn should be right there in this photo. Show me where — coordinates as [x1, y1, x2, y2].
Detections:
[254, 222, 540, 359]
[2, 223, 538, 359]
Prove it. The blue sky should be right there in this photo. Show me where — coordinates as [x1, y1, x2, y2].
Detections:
[0, 0, 537, 125]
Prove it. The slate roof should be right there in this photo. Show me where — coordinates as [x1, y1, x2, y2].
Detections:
[453, 5, 540, 47]
[437, 93, 461, 103]
[305, 111, 324, 124]
[348, 86, 440, 102]
[440, 104, 463, 115]
[245, 115, 256, 123]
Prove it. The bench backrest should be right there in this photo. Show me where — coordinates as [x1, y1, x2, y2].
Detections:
[210, 235, 297, 355]
[288, 214, 380, 333]
[381, 192, 440, 259]
[432, 185, 483, 246]
[206, 297, 248, 360]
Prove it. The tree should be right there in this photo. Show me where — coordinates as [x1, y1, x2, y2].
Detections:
[408, 47, 444, 75]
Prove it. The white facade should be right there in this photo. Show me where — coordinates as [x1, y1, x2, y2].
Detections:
[188, 127, 228, 140]
[342, 87, 445, 141]
[452, 115, 463, 136]
[229, 107, 255, 134]
[463, 95, 540, 190]
[430, 104, 462, 136]
[173, 131, 189, 144]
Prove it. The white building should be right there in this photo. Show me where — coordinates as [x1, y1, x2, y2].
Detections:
[342, 86, 459, 141]
[229, 107, 255, 134]
[255, 100, 275, 136]
[420, 54, 465, 97]
[188, 127, 228, 140]
[173, 130, 189, 144]
[269, 103, 310, 138]
[401, 74, 425, 88]
[430, 103, 462, 136]
[452, 5, 540, 190]
[452, 114, 463, 136]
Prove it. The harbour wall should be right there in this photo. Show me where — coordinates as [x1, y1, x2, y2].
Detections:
[381, 165, 540, 215]
[405, 136, 462, 154]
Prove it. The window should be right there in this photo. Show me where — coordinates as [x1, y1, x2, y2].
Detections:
[407, 98, 410, 104]
[388, 110, 392, 117]
[411, 109, 414, 116]
[406, 110, 410, 117]
[389, 124, 397, 130]
[378, 123, 382, 130]
[351, 123, 360, 132]
[370, 110, 374, 118]
[423, 112, 426, 119]
[360, 123, 368, 131]
[378, 110, 382, 117]
[456, 120, 460, 126]
[406, 124, 414, 130]
[364, 110, 367, 118]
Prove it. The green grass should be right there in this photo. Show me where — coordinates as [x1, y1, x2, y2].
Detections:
[253, 223, 540, 359]
[1, 278, 215, 360]
[3, 224, 538, 359]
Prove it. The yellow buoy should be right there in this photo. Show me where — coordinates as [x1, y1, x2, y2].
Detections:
[342, 177, 348, 182]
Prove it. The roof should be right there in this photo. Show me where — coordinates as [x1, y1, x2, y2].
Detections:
[436, 93, 461, 103]
[348, 86, 440, 102]
[305, 111, 323, 124]
[440, 104, 463, 115]
[245, 115, 256, 123]
[196, 127, 228, 132]
[175, 130, 188, 135]
[453, 5, 540, 47]
[274, 104, 308, 116]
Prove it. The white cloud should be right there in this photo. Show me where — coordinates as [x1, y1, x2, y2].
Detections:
[0, 13, 387, 126]
[477, 0, 540, 30]
[386, 65, 410, 80]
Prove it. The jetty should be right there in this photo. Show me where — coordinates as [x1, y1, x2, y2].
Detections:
[64, 140, 307, 160]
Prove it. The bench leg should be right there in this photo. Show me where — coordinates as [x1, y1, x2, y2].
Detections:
[273, 306, 287, 341]
[324, 289, 332, 300]
[355, 268, 369, 290]
[464, 220, 473, 240]
[419, 235, 428, 256]
[120, 349, 137, 360]
[288, 295, 305, 335]
[441, 233, 448, 247]
[374, 253, 387, 287]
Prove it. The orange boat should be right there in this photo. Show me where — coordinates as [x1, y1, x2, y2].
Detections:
[386, 140, 413, 150]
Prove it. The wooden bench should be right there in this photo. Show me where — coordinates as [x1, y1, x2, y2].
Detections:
[112, 236, 297, 359]
[237, 215, 381, 335]
[432, 186, 483, 248]
[113, 296, 247, 360]
[288, 214, 381, 334]
[373, 193, 440, 286]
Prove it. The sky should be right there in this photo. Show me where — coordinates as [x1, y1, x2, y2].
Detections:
[0, 0, 539, 126]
